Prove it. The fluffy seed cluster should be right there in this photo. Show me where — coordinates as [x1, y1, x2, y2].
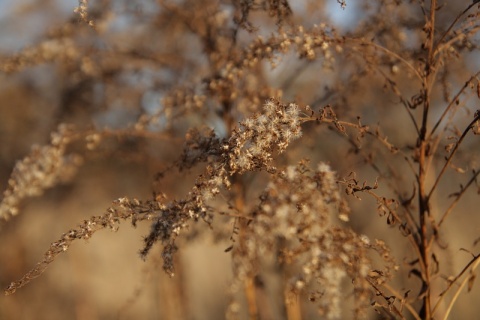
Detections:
[0, 125, 82, 221]
[226, 98, 302, 174]
[228, 161, 392, 319]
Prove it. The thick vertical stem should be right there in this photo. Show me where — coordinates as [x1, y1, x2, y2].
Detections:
[417, 1, 437, 318]
[418, 141, 431, 319]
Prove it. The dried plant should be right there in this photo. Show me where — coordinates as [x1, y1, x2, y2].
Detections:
[1, 0, 480, 319]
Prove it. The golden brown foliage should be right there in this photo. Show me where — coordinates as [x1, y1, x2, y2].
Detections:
[1, 0, 480, 319]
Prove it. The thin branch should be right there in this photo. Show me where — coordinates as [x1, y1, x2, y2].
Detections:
[433, 3, 480, 59]
[438, 169, 480, 227]
[376, 67, 421, 136]
[348, 38, 423, 81]
[381, 283, 422, 320]
[4, 199, 153, 295]
[429, 72, 480, 138]
[364, 190, 424, 274]
[428, 113, 480, 199]
[441, 256, 480, 320]
[432, 252, 480, 317]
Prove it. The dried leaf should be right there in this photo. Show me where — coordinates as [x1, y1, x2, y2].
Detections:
[468, 273, 476, 292]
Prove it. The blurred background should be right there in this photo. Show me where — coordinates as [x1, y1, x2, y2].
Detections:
[1, 0, 479, 319]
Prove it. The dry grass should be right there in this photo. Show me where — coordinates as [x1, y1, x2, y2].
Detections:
[1, 0, 480, 319]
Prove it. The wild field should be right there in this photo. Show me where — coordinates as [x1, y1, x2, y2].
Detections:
[1, 1, 480, 319]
